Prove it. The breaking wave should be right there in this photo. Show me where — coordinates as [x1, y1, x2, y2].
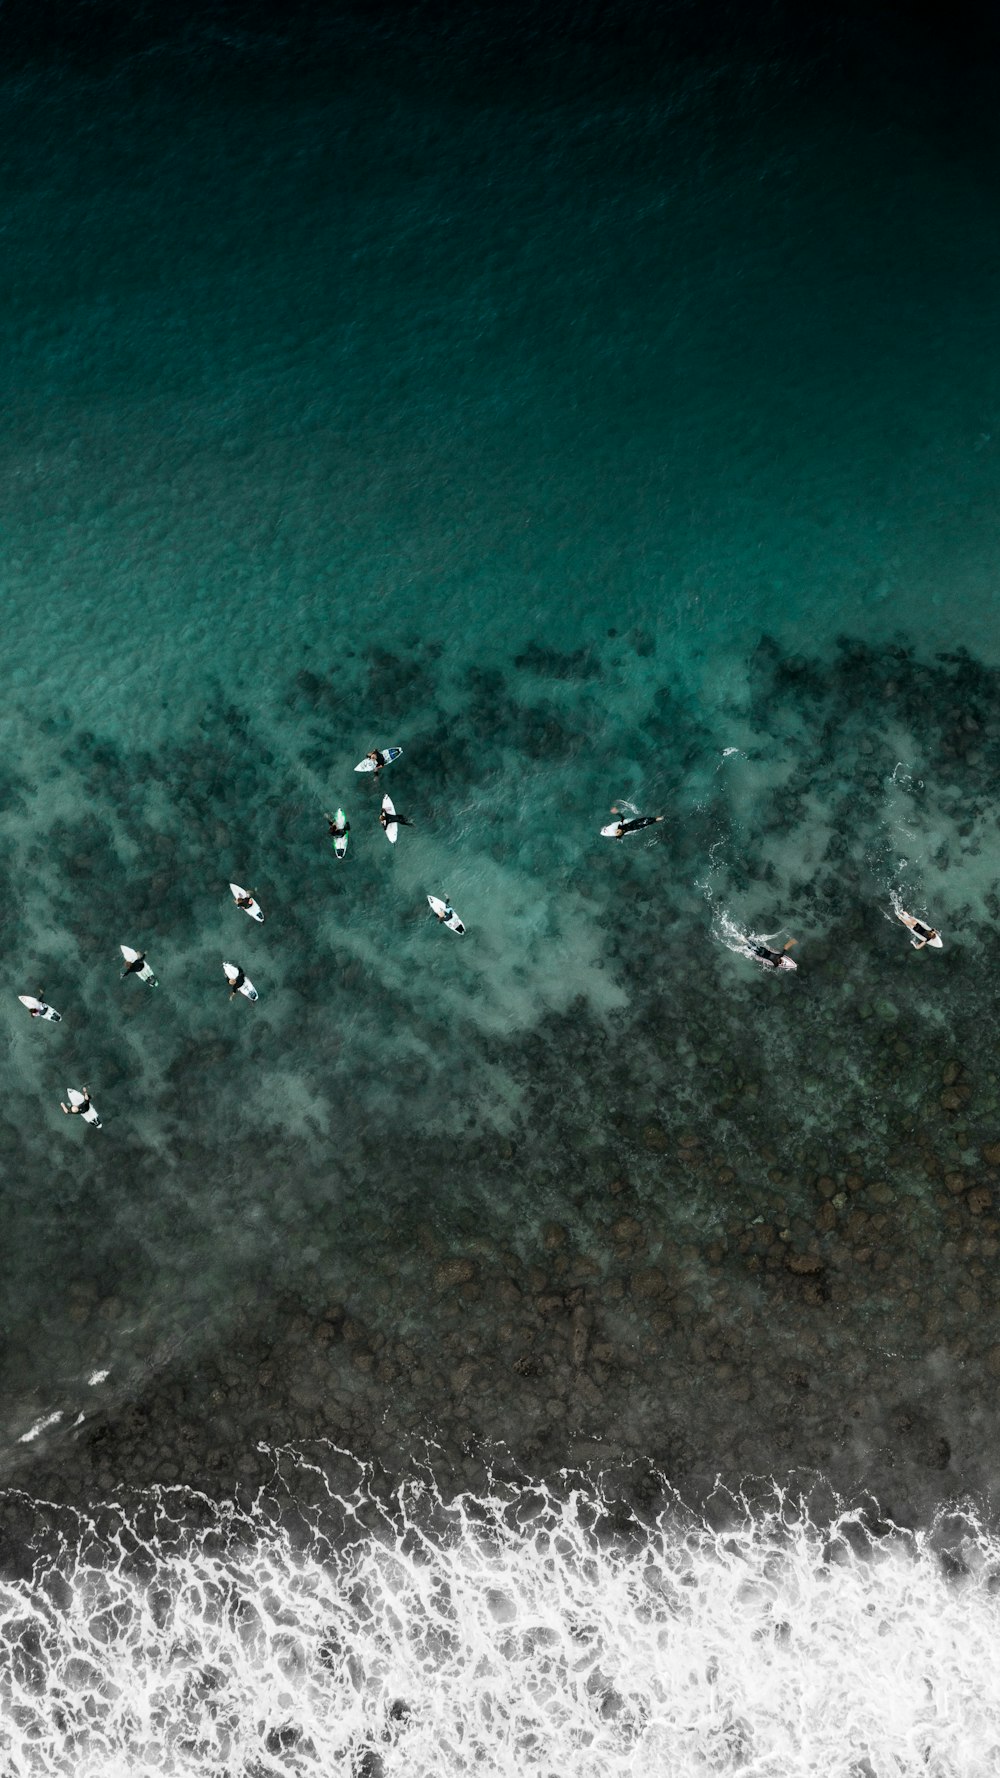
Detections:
[0, 1455, 998, 1775]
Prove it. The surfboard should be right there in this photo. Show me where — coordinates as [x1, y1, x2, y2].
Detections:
[355, 746, 402, 773]
[230, 883, 264, 923]
[427, 894, 465, 934]
[223, 962, 258, 1001]
[381, 794, 399, 844]
[64, 1088, 101, 1128]
[120, 945, 158, 986]
[329, 809, 349, 859]
[18, 995, 61, 1022]
[895, 909, 943, 948]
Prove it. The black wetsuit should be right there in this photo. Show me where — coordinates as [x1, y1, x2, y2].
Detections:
[124, 954, 145, 976]
[618, 815, 661, 835]
[230, 968, 246, 991]
[751, 943, 784, 968]
[912, 921, 934, 942]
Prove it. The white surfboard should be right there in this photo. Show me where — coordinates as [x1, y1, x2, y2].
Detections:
[63, 1087, 101, 1128]
[230, 883, 264, 923]
[120, 945, 158, 986]
[18, 995, 61, 1022]
[601, 821, 624, 838]
[355, 746, 402, 773]
[896, 908, 943, 948]
[427, 894, 465, 934]
[223, 962, 258, 1001]
[381, 794, 399, 844]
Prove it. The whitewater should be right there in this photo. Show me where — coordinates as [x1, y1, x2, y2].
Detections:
[1, 1455, 998, 1777]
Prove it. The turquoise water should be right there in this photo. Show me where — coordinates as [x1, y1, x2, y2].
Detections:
[1, 6, 1000, 1534]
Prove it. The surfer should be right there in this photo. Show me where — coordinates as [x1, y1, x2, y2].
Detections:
[234, 890, 257, 914]
[326, 811, 349, 841]
[367, 749, 391, 773]
[61, 1085, 96, 1121]
[19, 993, 60, 1021]
[603, 808, 665, 839]
[380, 802, 414, 836]
[120, 946, 158, 986]
[226, 964, 248, 999]
[896, 908, 941, 949]
[745, 937, 798, 971]
[428, 895, 465, 932]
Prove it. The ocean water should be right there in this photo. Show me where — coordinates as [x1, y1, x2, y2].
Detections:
[3, 0, 1000, 1760]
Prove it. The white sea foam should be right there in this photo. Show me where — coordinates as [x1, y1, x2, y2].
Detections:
[1, 1462, 999, 1776]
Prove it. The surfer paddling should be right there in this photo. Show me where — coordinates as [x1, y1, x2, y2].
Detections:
[601, 806, 666, 840]
[742, 936, 798, 972]
[895, 909, 942, 950]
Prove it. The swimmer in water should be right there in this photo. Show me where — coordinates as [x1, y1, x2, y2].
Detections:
[895, 908, 943, 950]
[603, 806, 666, 840]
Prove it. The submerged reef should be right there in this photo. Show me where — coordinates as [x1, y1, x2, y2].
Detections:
[3, 632, 1000, 1525]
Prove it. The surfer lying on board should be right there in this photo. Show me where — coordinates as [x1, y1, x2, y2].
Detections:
[366, 749, 393, 773]
[380, 804, 414, 835]
[745, 937, 798, 971]
[895, 908, 942, 949]
[227, 965, 249, 999]
[234, 891, 256, 913]
[602, 807, 666, 839]
[326, 811, 349, 838]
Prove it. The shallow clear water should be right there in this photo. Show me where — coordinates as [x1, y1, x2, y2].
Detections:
[3, 1, 1000, 1753]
